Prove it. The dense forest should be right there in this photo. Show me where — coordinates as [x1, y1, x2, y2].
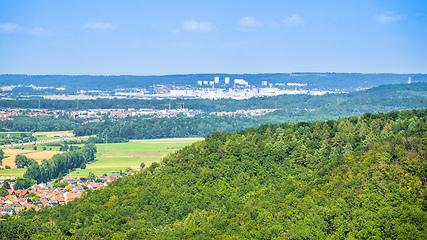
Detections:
[1, 109, 426, 239]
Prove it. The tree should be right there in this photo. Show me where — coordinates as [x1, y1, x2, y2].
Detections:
[33, 146, 37, 150]
[59, 145, 68, 151]
[15, 154, 29, 168]
[0, 187, 8, 197]
[3, 181, 11, 189]
[140, 162, 146, 170]
[0, 149, 4, 166]
[88, 171, 96, 181]
[80, 163, 86, 169]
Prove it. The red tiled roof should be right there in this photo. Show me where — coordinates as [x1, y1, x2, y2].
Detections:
[67, 192, 81, 201]
[25, 204, 36, 209]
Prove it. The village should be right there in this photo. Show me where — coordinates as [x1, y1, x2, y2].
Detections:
[0, 107, 203, 122]
[0, 172, 133, 217]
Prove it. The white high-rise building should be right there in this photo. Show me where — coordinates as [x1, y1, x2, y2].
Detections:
[225, 77, 230, 84]
[214, 77, 219, 84]
[262, 81, 267, 86]
[209, 81, 214, 85]
[408, 77, 411, 84]
[197, 81, 203, 86]
[203, 81, 208, 85]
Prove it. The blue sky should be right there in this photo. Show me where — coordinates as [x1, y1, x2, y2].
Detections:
[0, 0, 426, 75]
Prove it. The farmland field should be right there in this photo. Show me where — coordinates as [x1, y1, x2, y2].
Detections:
[32, 130, 75, 140]
[0, 137, 203, 178]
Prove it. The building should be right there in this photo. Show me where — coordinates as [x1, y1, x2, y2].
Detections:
[234, 79, 248, 86]
[225, 77, 230, 84]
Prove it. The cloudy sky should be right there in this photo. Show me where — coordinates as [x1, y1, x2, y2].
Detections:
[0, 0, 426, 75]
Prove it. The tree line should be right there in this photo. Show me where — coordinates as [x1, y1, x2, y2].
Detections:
[23, 143, 97, 183]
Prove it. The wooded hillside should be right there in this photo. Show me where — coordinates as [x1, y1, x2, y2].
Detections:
[1, 109, 427, 239]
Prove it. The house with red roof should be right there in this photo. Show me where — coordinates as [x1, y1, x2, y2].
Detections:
[24, 204, 37, 210]
[65, 192, 81, 202]
[107, 177, 118, 183]
[39, 198, 49, 206]
[14, 190, 28, 197]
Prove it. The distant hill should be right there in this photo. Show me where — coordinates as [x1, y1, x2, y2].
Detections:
[1, 109, 427, 239]
[1, 73, 426, 91]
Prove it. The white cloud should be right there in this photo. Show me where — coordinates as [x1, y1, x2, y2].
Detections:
[171, 29, 181, 35]
[238, 17, 262, 32]
[0, 23, 19, 33]
[375, 11, 402, 24]
[83, 22, 118, 31]
[29, 27, 52, 36]
[282, 14, 304, 26]
[183, 20, 216, 33]
[239, 17, 262, 28]
[270, 21, 281, 28]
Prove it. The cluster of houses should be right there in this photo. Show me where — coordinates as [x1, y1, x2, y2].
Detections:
[0, 173, 131, 216]
[69, 108, 202, 120]
[0, 108, 66, 121]
[210, 108, 280, 117]
[0, 107, 202, 123]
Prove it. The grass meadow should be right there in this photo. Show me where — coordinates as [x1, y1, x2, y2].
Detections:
[0, 138, 203, 178]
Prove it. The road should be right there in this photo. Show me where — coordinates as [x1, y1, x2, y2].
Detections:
[0, 136, 91, 148]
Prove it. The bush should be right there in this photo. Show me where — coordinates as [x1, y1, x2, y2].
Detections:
[80, 163, 86, 169]
[5, 165, 11, 169]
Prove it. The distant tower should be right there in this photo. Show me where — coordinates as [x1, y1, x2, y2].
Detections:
[225, 77, 230, 84]
[408, 77, 411, 84]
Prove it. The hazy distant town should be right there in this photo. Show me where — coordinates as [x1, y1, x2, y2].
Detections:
[1, 76, 358, 100]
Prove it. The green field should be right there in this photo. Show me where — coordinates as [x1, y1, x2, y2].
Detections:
[71, 139, 202, 177]
[0, 132, 31, 138]
[1, 138, 203, 178]
[0, 168, 27, 177]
